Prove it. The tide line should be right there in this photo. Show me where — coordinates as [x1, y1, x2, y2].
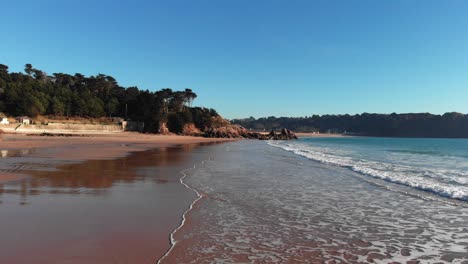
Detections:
[157, 160, 206, 264]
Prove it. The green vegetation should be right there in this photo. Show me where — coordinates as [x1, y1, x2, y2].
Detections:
[0, 63, 218, 133]
[233, 113, 468, 138]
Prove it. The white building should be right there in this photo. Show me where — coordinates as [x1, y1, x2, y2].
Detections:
[16, 116, 31, 125]
[0, 117, 9, 125]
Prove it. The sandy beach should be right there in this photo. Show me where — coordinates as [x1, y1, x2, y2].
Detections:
[0, 132, 232, 264]
[3, 133, 468, 263]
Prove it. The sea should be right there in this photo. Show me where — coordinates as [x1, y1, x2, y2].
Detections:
[163, 137, 468, 263]
[271, 137, 468, 202]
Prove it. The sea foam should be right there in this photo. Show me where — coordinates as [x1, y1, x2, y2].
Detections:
[268, 141, 468, 201]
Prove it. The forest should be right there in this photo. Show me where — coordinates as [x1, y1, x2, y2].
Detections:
[0, 63, 220, 133]
[233, 113, 468, 138]
[3, 63, 467, 138]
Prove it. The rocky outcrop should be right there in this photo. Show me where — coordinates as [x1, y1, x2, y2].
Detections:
[182, 123, 201, 136]
[204, 125, 297, 140]
[210, 116, 231, 128]
[204, 124, 249, 138]
[160, 113, 297, 140]
[158, 122, 170, 135]
[260, 128, 298, 140]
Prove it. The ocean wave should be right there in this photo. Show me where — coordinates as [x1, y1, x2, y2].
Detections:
[387, 149, 468, 159]
[268, 141, 468, 201]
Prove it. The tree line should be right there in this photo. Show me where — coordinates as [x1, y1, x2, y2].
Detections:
[233, 113, 468, 138]
[0, 63, 219, 133]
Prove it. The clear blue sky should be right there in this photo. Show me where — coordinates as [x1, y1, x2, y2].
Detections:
[1, 0, 467, 119]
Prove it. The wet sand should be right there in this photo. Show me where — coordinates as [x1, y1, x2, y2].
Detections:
[0, 172, 28, 184]
[160, 141, 468, 263]
[0, 133, 232, 264]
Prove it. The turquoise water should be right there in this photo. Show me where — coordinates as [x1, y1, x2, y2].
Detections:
[269, 137, 468, 201]
[165, 141, 468, 263]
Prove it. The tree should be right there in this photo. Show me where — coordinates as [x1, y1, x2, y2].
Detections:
[155, 88, 173, 114]
[0, 62, 225, 135]
[107, 97, 119, 117]
[0, 64, 8, 74]
[51, 96, 65, 115]
[184, 88, 197, 107]
[87, 98, 105, 117]
[170, 91, 187, 112]
[33, 69, 46, 80]
[24, 64, 33, 76]
[24, 94, 46, 116]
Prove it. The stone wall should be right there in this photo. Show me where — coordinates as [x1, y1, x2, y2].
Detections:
[46, 123, 123, 131]
[0, 122, 124, 134]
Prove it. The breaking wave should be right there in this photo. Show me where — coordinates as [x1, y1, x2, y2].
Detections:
[268, 141, 468, 201]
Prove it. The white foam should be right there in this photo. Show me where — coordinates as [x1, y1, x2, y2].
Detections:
[154, 141, 468, 263]
[157, 161, 206, 264]
[268, 141, 468, 201]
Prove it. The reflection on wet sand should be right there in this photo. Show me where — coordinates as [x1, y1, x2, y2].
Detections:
[0, 142, 219, 264]
[0, 144, 201, 197]
[0, 149, 32, 158]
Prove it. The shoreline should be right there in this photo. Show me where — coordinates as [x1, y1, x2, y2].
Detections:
[0, 132, 234, 263]
[157, 161, 206, 264]
[156, 140, 468, 263]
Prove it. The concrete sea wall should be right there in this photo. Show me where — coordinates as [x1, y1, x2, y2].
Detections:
[1, 123, 124, 134]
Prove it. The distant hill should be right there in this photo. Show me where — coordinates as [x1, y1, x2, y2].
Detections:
[0, 63, 220, 134]
[232, 113, 468, 138]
